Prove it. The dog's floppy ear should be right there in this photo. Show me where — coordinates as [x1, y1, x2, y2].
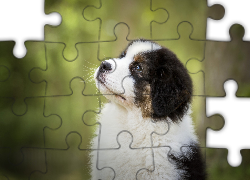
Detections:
[147, 48, 193, 123]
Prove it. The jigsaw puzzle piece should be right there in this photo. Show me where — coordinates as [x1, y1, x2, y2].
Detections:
[206, 148, 250, 179]
[43, 77, 101, 149]
[0, 41, 46, 115]
[206, 24, 250, 97]
[159, 22, 205, 62]
[207, 79, 250, 167]
[168, 145, 206, 179]
[94, 131, 153, 179]
[0, 148, 46, 180]
[136, 147, 170, 179]
[157, 22, 206, 95]
[30, 132, 103, 180]
[44, 0, 100, 60]
[30, 42, 100, 96]
[151, 0, 207, 40]
[0, 97, 60, 165]
[187, 24, 250, 97]
[137, 146, 206, 179]
[148, 96, 224, 149]
[83, 0, 168, 41]
[98, 23, 130, 60]
[207, 0, 250, 41]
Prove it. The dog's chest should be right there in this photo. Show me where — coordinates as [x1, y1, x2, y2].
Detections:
[96, 143, 178, 180]
[90, 103, 182, 179]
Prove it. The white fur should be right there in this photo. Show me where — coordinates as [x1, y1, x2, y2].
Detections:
[90, 41, 198, 179]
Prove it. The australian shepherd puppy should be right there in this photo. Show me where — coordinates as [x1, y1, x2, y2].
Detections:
[90, 39, 206, 180]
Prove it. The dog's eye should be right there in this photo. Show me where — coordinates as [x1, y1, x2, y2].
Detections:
[133, 65, 143, 73]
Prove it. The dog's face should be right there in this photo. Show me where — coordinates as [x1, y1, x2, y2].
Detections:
[94, 39, 193, 123]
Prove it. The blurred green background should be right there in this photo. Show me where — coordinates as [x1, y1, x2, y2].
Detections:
[0, 0, 250, 179]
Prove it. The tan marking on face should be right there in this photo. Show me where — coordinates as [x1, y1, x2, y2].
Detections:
[134, 54, 144, 63]
[138, 85, 152, 118]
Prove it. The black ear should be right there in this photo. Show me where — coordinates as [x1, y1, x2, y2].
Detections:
[147, 48, 193, 123]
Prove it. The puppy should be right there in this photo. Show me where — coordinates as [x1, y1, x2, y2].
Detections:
[90, 39, 206, 180]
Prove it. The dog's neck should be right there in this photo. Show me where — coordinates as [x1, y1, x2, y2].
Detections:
[109, 100, 150, 123]
[101, 102, 193, 143]
[98, 101, 197, 149]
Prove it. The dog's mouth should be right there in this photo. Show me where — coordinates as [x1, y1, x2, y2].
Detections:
[96, 76, 126, 101]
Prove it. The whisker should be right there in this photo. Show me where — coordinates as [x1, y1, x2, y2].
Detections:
[85, 60, 98, 67]
[83, 65, 96, 70]
[85, 71, 94, 76]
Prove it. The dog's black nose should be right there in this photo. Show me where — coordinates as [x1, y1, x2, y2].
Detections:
[99, 61, 112, 72]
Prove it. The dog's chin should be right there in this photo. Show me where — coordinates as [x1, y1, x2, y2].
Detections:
[95, 78, 127, 103]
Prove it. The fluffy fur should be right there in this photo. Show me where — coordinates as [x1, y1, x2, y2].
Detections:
[90, 39, 206, 180]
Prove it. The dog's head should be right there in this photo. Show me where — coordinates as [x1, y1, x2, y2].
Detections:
[94, 39, 193, 123]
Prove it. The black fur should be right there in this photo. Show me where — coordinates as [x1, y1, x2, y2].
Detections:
[168, 143, 207, 180]
[127, 40, 193, 123]
[146, 48, 192, 122]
